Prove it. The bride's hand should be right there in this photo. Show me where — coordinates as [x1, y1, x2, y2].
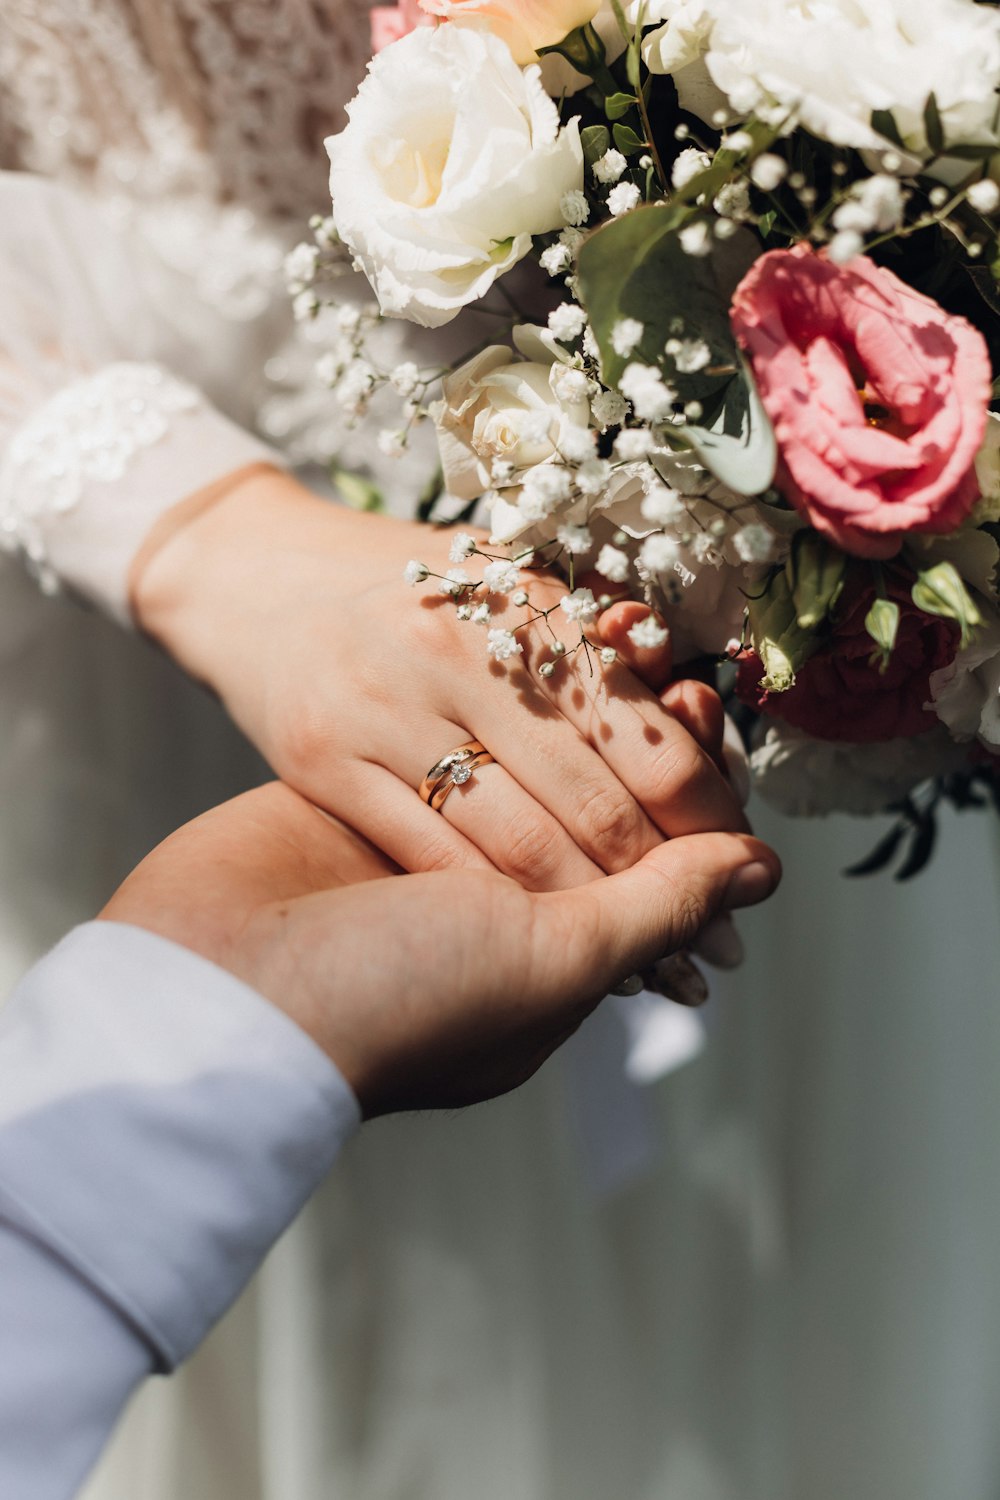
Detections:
[101, 783, 780, 1117]
[132, 467, 749, 895]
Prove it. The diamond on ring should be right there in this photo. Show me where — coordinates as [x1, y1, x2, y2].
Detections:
[418, 739, 497, 813]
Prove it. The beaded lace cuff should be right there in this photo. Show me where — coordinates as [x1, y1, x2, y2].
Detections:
[0, 362, 283, 625]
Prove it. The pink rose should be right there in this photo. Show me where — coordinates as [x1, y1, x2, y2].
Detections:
[731, 245, 992, 559]
[370, 0, 431, 52]
[417, 0, 601, 64]
[737, 575, 960, 742]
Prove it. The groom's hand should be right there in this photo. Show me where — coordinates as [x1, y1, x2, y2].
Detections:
[100, 784, 779, 1117]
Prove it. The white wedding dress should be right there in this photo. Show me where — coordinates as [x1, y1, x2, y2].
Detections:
[4, 7, 1000, 1499]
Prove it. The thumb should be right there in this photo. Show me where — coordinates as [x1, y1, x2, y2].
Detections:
[543, 832, 781, 1001]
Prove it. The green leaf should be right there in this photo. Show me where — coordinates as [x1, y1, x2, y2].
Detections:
[604, 92, 637, 121]
[577, 207, 777, 495]
[581, 124, 611, 163]
[895, 816, 937, 881]
[937, 142, 1000, 160]
[625, 40, 642, 90]
[911, 559, 982, 647]
[967, 264, 1000, 317]
[924, 91, 945, 155]
[864, 596, 900, 673]
[844, 823, 907, 878]
[332, 467, 385, 514]
[757, 209, 778, 239]
[612, 123, 645, 156]
[677, 361, 777, 497]
[870, 108, 905, 148]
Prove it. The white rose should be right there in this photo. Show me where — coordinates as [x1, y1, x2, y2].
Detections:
[750, 723, 971, 819]
[433, 343, 591, 503]
[326, 28, 583, 328]
[635, 0, 1000, 158]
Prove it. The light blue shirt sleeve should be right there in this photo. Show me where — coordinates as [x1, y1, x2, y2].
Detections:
[0, 921, 361, 1499]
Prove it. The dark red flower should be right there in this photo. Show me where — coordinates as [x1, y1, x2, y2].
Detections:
[737, 578, 960, 742]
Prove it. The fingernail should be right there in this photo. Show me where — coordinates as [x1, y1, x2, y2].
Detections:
[611, 973, 645, 996]
[648, 952, 709, 1007]
[694, 913, 744, 970]
[724, 861, 777, 910]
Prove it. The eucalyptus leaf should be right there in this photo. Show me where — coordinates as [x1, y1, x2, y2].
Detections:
[924, 92, 945, 155]
[577, 207, 777, 495]
[870, 108, 905, 148]
[678, 362, 777, 496]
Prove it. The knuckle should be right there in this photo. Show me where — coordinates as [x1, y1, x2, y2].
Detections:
[501, 813, 565, 890]
[646, 740, 720, 814]
[577, 785, 649, 868]
[411, 832, 471, 874]
[276, 705, 339, 788]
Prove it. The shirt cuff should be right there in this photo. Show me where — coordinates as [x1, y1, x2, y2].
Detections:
[0, 363, 284, 626]
[0, 922, 360, 1369]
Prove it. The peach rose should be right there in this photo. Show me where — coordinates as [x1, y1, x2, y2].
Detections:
[418, 0, 601, 64]
[370, 0, 431, 52]
[731, 244, 992, 559]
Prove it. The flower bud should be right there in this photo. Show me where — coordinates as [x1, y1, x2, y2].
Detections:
[911, 560, 982, 648]
[747, 569, 815, 692]
[787, 530, 848, 630]
[864, 596, 900, 673]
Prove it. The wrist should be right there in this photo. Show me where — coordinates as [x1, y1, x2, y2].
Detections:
[131, 467, 346, 694]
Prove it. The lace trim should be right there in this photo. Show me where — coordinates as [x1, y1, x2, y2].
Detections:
[0, 363, 200, 591]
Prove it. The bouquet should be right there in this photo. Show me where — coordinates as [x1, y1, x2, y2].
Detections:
[289, 0, 1000, 877]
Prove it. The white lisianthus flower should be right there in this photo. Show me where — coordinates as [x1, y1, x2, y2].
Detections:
[638, 0, 1000, 160]
[431, 344, 591, 502]
[326, 28, 583, 328]
[750, 724, 972, 818]
[420, 0, 602, 66]
[928, 611, 1000, 751]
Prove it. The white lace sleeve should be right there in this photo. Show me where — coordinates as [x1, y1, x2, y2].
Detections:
[0, 172, 283, 626]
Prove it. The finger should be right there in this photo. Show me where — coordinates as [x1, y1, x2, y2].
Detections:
[378, 719, 605, 890]
[531, 643, 750, 839]
[438, 759, 604, 891]
[596, 600, 673, 693]
[722, 714, 752, 808]
[345, 762, 495, 876]
[466, 698, 664, 877]
[660, 678, 726, 775]
[542, 832, 781, 1002]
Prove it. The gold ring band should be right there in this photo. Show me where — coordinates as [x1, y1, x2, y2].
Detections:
[419, 740, 495, 812]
